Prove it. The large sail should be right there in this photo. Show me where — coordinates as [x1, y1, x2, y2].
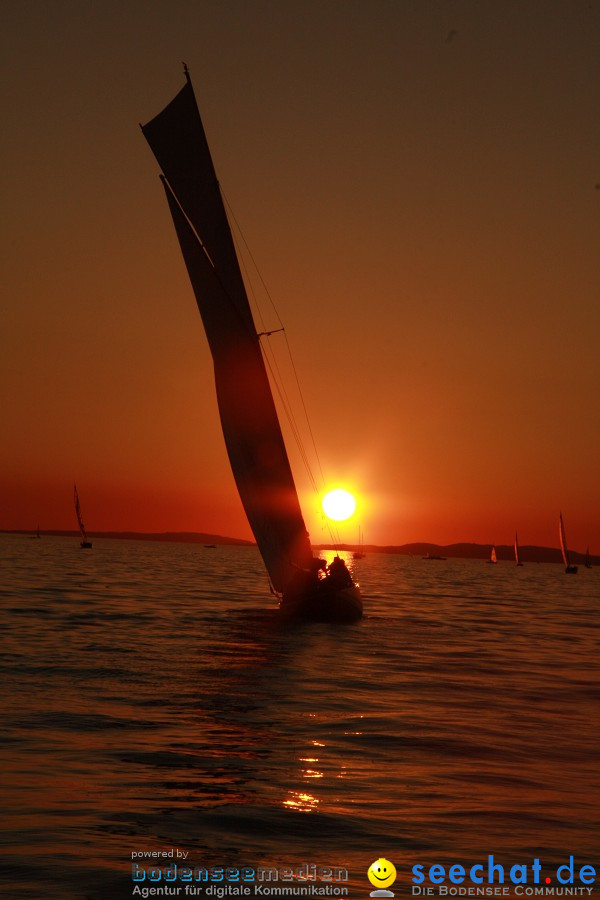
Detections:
[141, 77, 251, 330]
[74, 484, 88, 543]
[514, 531, 521, 565]
[141, 75, 313, 592]
[559, 512, 570, 568]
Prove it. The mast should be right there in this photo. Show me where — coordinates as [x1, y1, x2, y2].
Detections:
[558, 512, 569, 568]
[141, 75, 313, 593]
[514, 531, 520, 565]
[559, 512, 577, 572]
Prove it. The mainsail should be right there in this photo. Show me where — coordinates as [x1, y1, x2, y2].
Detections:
[141, 73, 313, 593]
[74, 484, 88, 544]
[514, 531, 521, 565]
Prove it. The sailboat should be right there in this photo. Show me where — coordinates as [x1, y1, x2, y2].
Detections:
[488, 546, 497, 564]
[74, 485, 92, 549]
[559, 512, 577, 574]
[352, 526, 366, 559]
[585, 547, 592, 569]
[514, 531, 523, 566]
[141, 69, 362, 622]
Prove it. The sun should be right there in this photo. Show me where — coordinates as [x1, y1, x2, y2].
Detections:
[321, 488, 357, 522]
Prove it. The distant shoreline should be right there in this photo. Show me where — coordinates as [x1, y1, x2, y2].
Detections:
[315, 541, 598, 566]
[0, 529, 253, 547]
[1, 530, 596, 566]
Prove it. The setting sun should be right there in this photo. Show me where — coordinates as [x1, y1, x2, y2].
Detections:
[321, 489, 357, 522]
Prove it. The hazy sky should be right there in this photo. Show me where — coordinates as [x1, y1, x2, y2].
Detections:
[1, 0, 598, 549]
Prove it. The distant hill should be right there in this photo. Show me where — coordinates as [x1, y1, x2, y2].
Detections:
[1, 529, 253, 546]
[315, 541, 599, 566]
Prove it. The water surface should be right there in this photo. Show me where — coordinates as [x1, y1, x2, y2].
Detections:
[1, 535, 598, 899]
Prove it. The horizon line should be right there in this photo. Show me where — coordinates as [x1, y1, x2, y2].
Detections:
[1, 528, 596, 563]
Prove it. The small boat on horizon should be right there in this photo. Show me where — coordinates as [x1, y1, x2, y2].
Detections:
[74, 485, 92, 549]
[585, 546, 592, 569]
[514, 531, 523, 566]
[488, 546, 498, 564]
[352, 526, 366, 559]
[422, 553, 447, 560]
[142, 69, 362, 622]
[559, 512, 577, 574]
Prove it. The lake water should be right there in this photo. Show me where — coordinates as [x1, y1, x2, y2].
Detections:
[1, 534, 598, 900]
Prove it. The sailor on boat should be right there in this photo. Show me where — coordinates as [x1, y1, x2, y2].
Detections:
[311, 557, 328, 575]
[328, 555, 354, 588]
[281, 553, 361, 621]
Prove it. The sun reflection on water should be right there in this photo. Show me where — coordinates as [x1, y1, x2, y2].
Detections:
[283, 790, 319, 812]
[318, 549, 355, 574]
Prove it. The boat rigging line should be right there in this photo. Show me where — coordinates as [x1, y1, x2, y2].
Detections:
[221, 187, 342, 550]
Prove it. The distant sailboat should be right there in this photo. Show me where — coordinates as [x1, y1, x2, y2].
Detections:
[514, 531, 523, 566]
[489, 546, 497, 564]
[141, 69, 362, 621]
[559, 512, 577, 574]
[32, 524, 41, 539]
[74, 485, 92, 549]
[352, 526, 366, 559]
[585, 546, 592, 569]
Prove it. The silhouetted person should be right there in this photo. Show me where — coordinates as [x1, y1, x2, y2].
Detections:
[328, 555, 353, 588]
[310, 557, 327, 579]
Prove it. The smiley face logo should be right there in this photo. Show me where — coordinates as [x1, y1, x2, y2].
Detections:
[368, 858, 397, 890]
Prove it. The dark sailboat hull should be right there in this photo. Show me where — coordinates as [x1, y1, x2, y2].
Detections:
[280, 582, 363, 623]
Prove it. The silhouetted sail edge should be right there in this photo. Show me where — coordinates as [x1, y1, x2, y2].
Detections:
[142, 88, 312, 593]
[141, 80, 253, 332]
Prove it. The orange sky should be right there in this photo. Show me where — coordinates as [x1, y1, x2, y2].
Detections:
[1, 1, 599, 551]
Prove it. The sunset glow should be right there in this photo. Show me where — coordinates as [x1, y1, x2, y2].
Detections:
[0, 3, 598, 552]
[2, 11, 600, 900]
[321, 489, 357, 522]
